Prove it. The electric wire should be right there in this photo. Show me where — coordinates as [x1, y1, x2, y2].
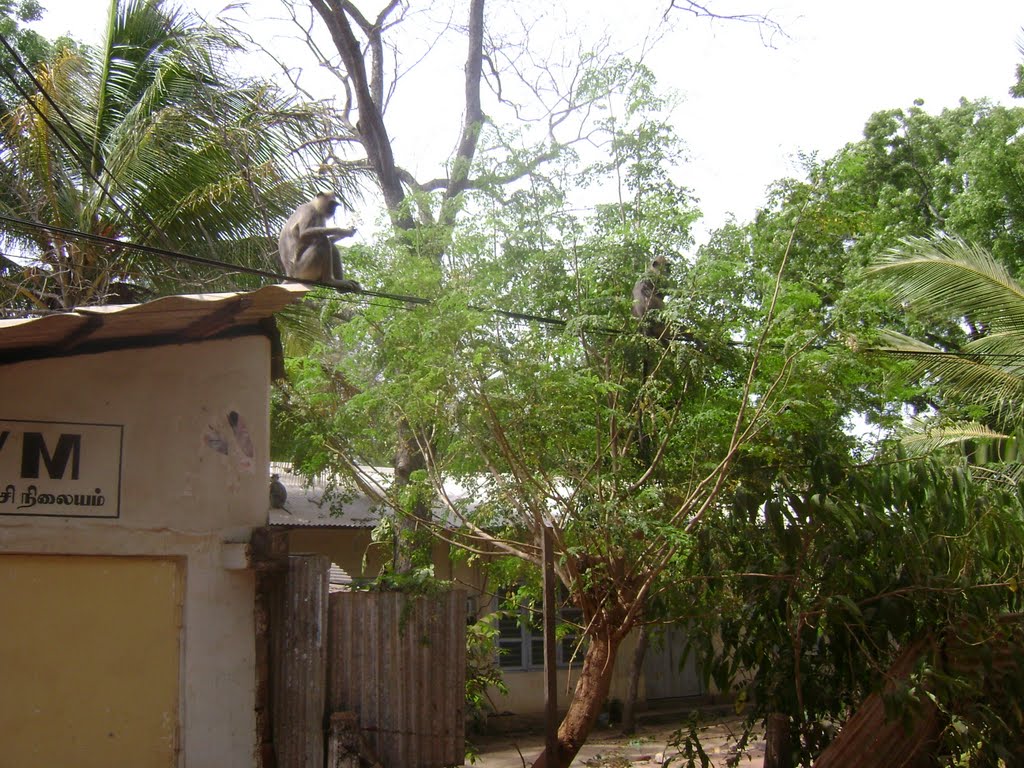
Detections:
[0, 212, 597, 331]
[0, 34, 588, 332]
[0, 33, 95, 165]
[10, 213, 1024, 362]
[0, 32, 172, 243]
[8, 35, 1023, 363]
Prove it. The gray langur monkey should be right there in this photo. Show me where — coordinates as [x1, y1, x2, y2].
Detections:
[269, 473, 289, 512]
[278, 192, 361, 291]
[631, 254, 670, 341]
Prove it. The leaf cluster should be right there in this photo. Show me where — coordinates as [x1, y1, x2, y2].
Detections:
[681, 455, 1024, 765]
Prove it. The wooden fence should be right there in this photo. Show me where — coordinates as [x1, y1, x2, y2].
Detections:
[266, 555, 467, 768]
[271, 554, 330, 768]
[328, 590, 467, 768]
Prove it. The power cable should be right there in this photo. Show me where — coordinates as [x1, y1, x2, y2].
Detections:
[0, 31, 172, 243]
[15, 211, 1024, 362]
[0, 211, 418, 297]
[0, 212, 598, 330]
[20, 206, 1024, 360]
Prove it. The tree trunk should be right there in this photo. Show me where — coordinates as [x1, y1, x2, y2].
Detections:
[620, 625, 649, 734]
[310, 0, 488, 574]
[530, 625, 624, 768]
[764, 712, 792, 768]
[392, 417, 427, 573]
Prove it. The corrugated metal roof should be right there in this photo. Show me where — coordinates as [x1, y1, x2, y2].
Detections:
[0, 283, 309, 365]
[329, 563, 354, 591]
[267, 463, 475, 529]
[268, 465, 387, 528]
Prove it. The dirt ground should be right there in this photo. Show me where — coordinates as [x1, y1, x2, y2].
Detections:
[469, 707, 766, 767]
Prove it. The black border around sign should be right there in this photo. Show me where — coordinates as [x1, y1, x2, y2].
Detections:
[0, 418, 124, 520]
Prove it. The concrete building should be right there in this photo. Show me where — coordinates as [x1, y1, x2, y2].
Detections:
[0, 285, 305, 768]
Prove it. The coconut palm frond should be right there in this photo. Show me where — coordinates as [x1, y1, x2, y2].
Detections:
[868, 234, 1024, 332]
[972, 461, 1024, 487]
[898, 419, 1008, 456]
[874, 329, 1024, 411]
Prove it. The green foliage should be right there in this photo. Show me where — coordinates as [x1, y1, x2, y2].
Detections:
[693, 81, 1024, 765]
[354, 565, 450, 596]
[681, 455, 1024, 765]
[464, 612, 509, 731]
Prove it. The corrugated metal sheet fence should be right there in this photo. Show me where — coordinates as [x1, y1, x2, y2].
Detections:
[328, 590, 467, 768]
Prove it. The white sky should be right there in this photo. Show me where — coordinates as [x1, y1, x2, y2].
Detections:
[28, 0, 1024, 243]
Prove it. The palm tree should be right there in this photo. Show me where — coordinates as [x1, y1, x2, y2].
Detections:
[867, 234, 1024, 463]
[0, 0, 360, 312]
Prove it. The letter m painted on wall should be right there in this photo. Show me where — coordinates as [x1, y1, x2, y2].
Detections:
[21, 433, 81, 480]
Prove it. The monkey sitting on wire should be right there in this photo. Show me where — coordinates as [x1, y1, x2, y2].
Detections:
[278, 192, 361, 292]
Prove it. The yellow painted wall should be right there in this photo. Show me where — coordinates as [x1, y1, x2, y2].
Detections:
[1, 336, 270, 766]
[0, 554, 182, 768]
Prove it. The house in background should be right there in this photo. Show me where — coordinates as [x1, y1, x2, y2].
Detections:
[268, 463, 464, 584]
[0, 285, 306, 768]
[268, 465, 704, 720]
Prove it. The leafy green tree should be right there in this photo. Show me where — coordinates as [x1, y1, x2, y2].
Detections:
[0, 0, 352, 312]
[272, 4, 946, 765]
[274, 52, 885, 767]
[670, 53, 1024, 765]
[749, 94, 1024, 282]
[719, 89, 1024, 446]
[678, 453, 1024, 766]
[847, 47, 1024, 463]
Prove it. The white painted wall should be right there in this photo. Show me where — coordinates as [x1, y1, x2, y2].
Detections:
[0, 335, 271, 767]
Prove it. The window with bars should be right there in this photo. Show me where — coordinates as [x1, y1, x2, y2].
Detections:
[496, 599, 584, 670]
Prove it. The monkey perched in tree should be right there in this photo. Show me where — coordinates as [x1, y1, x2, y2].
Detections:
[278, 192, 361, 291]
[631, 254, 671, 342]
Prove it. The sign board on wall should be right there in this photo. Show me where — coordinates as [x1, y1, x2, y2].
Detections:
[0, 419, 123, 518]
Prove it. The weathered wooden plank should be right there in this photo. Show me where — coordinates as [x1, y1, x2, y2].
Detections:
[272, 554, 329, 768]
[327, 590, 466, 768]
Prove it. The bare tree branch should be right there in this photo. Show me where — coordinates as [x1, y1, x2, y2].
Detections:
[664, 1, 786, 45]
[311, 0, 413, 228]
[441, 0, 486, 222]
